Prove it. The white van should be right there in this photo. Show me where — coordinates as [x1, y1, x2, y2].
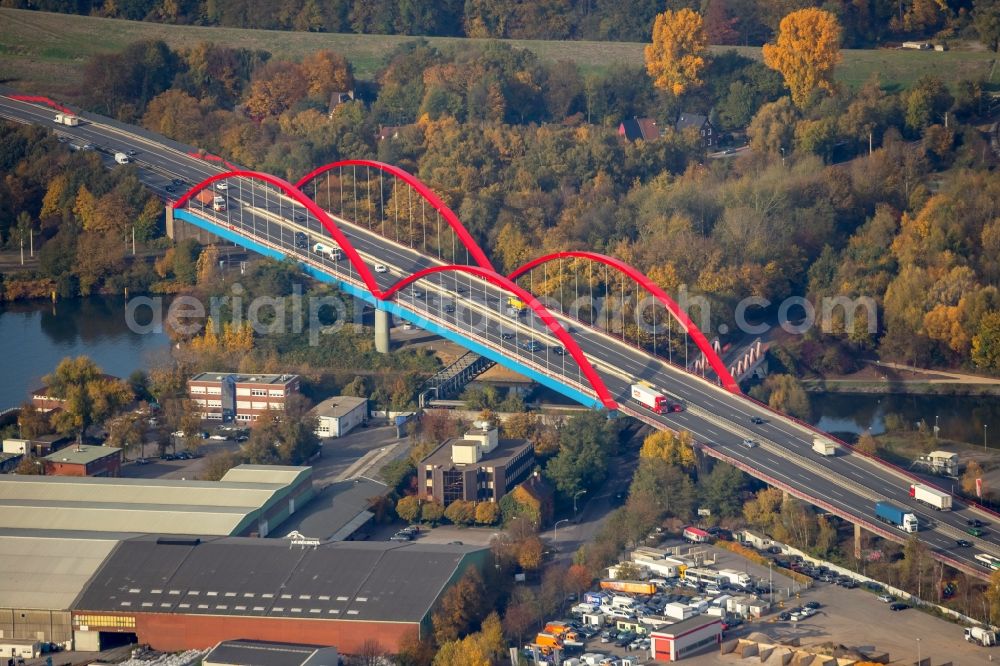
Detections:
[114, 152, 130, 164]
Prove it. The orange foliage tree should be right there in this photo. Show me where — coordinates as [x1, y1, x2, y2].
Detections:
[644, 8, 709, 96]
[762, 8, 842, 108]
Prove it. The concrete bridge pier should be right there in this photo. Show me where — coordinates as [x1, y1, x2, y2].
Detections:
[854, 523, 863, 560]
[375, 309, 390, 354]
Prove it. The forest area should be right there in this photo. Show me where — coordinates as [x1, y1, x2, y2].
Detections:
[2, 1, 1000, 381]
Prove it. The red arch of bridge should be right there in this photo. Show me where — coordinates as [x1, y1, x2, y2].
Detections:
[382, 264, 617, 410]
[507, 251, 741, 394]
[294, 160, 496, 272]
[173, 172, 617, 409]
[173, 170, 382, 296]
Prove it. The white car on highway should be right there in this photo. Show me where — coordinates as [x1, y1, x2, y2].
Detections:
[215, 182, 229, 191]
[374, 263, 388, 273]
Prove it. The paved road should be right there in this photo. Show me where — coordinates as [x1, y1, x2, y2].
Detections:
[4, 93, 998, 579]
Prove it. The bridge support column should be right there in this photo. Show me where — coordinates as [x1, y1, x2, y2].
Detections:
[375, 309, 390, 354]
[854, 523, 862, 560]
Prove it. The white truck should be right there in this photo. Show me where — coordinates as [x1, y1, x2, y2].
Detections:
[630, 382, 681, 414]
[114, 152, 130, 165]
[965, 626, 997, 646]
[910, 483, 952, 510]
[54, 112, 79, 126]
[812, 436, 837, 456]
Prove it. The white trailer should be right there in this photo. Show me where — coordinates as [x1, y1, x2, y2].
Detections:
[812, 436, 837, 456]
[54, 112, 79, 126]
[910, 483, 952, 510]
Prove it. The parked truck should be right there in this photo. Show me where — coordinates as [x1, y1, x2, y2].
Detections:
[630, 382, 682, 414]
[875, 501, 919, 533]
[54, 112, 79, 126]
[812, 436, 837, 456]
[910, 483, 952, 510]
[965, 626, 998, 646]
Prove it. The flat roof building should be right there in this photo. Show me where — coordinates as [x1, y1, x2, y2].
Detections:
[311, 396, 367, 439]
[71, 536, 488, 655]
[277, 478, 387, 542]
[189, 373, 300, 424]
[649, 615, 723, 661]
[420, 424, 532, 506]
[204, 639, 338, 666]
[43, 445, 122, 478]
[0, 529, 128, 645]
[0, 465, 314, 537]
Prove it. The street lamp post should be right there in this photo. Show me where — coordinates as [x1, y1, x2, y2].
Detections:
[573, 490, 587, 521]
[916, 637, 921, 665]
[986, 424, 989, 453]
[554, 519, 570, 542]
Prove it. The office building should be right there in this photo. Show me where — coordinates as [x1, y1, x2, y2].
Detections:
[188, 373, 300, 423]
[420, 424, 532, 506]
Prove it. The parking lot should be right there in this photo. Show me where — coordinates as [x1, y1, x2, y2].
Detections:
[119, 422, 403, 484]
[532, 543, 996, 666]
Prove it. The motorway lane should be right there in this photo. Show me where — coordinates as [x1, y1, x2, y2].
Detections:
[3, 93, 997, 576]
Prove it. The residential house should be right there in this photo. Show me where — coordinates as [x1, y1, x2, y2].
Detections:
[376, 125, 403, 141]
[327, 90, 354, 117]
[675, 112, 715, 147]
[618, 117, 661, 142]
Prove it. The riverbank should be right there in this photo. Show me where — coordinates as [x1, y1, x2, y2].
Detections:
[801, 359, 1000, 396]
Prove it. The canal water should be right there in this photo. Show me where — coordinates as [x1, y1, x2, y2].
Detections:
[1, 296, 996, 447]
[0, 296, 172, 410]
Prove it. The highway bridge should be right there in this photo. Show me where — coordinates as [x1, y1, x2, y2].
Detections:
[3, 90, 999, 581]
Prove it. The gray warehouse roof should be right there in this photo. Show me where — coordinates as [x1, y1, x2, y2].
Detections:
[205, 640, 338, 666]
[276, 478, 386, 541]
[0, 466, 312, 536]
[311, 396, 367, 419]
[0, 531, 122, 610]
[74, 535, 485, 623]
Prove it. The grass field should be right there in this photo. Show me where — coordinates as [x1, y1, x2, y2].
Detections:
[0, 7, 997, 102]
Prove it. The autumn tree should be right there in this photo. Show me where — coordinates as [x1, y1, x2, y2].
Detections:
[444, 500, 476, 525]
[397, 495, 422, 523]
[421, 498, 446, 524]
[644, 8, 709, 96]
[17, 403, 51, 439]
[300, 49, 355, 99]
[747, 97, 798, 155]
[244, 61, 308, 119]
[104, 411, 146, 459]
[474, 501, 501, 525]
[432, 568, 488, 644]
[986, 570, 1000, 624]
[45, 356, 133, 443]
[763, 8, 842, 108]
[963, 460, 985, 496]
[855, 430, 879, 456]
[640, 429, 696, 470]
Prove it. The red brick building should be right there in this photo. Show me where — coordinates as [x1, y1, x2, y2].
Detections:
[71, 536, 487, 655]
[43, 445, 122, 477]
[188, 373, 300, 424]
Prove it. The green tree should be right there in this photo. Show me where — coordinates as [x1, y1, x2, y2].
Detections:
[747, 97, 798, 155]
[699, 463, 746, 517]
[545, 411, 618, 497]
[45, 356, 133, 443]
[975, 0, 1000, 51]
[972, 311, 1000, 372]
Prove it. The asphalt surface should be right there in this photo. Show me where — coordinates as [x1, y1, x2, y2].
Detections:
[3, 93, 998, 578]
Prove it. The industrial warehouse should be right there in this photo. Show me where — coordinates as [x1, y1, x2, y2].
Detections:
[0, 465, 487, 657]
[71, 536, 486, 654]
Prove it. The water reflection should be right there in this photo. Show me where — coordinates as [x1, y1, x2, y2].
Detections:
[0, 296, 172, 409]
